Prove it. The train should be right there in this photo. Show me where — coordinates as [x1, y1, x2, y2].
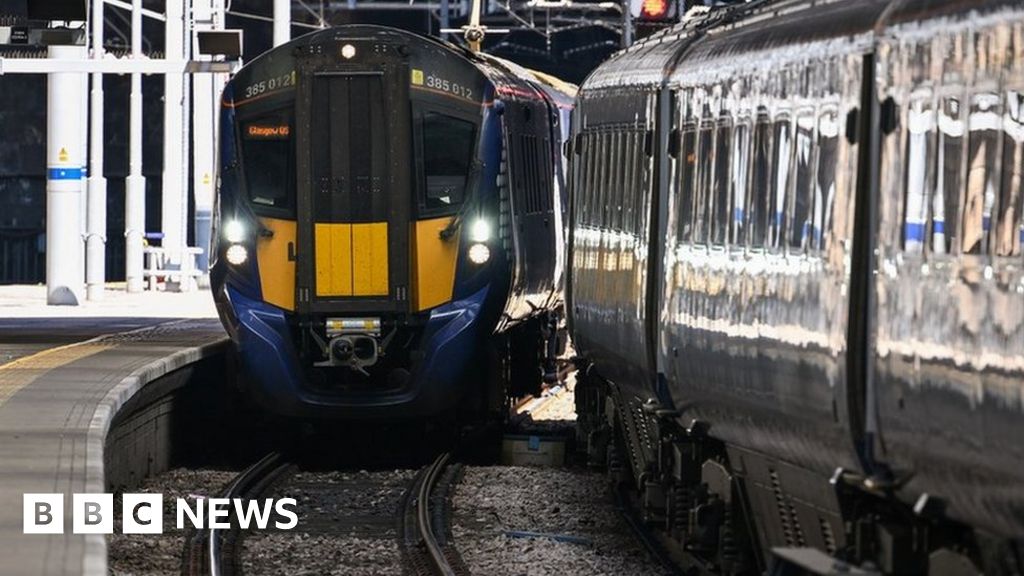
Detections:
[210, 25, 574, 421]
[568, 0, 1024, 574]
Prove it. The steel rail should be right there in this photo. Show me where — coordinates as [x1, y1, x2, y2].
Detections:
[416, 451, 457, 576]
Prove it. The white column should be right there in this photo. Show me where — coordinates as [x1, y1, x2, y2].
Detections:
[161, 0, 186, 283]
[79, 63, 89, 291]
[274, 0, 290, 47]
[87, 0, 108, 300]
[46, 45, 87, 305]
[193, 0, 217, 281]
[125, 0, 146, 293]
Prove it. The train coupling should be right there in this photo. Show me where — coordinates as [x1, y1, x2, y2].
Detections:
[318, 317, 383, 375]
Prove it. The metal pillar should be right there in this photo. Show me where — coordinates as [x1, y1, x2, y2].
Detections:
[79, 61, 89, 292]
[45, 45, 87, 305]
[87, 0, 108, 300]
[161, 0, 186, 283]
[125, 0, 146, 293]
[440, 0, 450, 41]
[622, 0, 633, 48]
[192, 0, 218, 280]
[273, 0, 290, 47]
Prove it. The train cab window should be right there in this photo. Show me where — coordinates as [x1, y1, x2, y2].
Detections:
[748, 111, 771, 248]
[815, 108, 839, 252]
[997, 90, 1024, 257]
[962, 92, 1000, 255]
[768, 114, 793, 250]
[677, 127, 697, 242]
[421, 113, 476, 213]
[789, 112, 815, 252]
[240, 111, 295, 215]
[903, 97, 936, 255]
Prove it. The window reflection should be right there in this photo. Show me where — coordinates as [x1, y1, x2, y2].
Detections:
[815, 108, 839, 252]
[748, 110, 772, 248]
[934, 96, 963, 255]
[902, 97, 935, 254]
[769, 114, 792, 250]
[731, 122, 751, 246]
[997, 90, 1023, 257]
[962, 92, 1000, 255]
[712, 119, 733, 245]
[790, 112, 814, 252]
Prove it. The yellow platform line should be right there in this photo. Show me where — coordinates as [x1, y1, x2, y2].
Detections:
[0, 342, 114, 409]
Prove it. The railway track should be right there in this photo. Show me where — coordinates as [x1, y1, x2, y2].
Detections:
[400, 452, 471, 576]
[182, 450, 468, 576]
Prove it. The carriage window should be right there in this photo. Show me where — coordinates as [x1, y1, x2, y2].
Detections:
[790, 112, 815, 251]
[677, 127, 697, 242]
[585, 132, 598, 226]
[693, 123, 715, 244]
[422, 113, 476, 212]
[934, 96, 964, 255]
[769, 115, 792, 250]
[996, 90, 1023, 257]
[731, 121, 751, 246]
[815, 108, 839, 252]
[748, 112, 771, 247]
[903, 98, 935, 254]
[634, 130, 647, 234]
[962, 92, 1000, 255]
[241, 111, 295, 214]
[598, 132, 606, 226]
[711, 120, 733, 245]
[612, 131, 624, 231]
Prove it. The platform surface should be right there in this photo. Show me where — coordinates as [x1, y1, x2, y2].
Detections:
[0, 289, 226, 576]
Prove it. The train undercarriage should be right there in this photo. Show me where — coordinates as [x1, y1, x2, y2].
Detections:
[573, 370, 1023, 576]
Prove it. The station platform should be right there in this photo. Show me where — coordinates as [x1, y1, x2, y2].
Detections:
[0, 285, 226, 575]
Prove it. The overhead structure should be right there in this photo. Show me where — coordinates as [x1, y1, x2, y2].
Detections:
[0, 1, 241, 304]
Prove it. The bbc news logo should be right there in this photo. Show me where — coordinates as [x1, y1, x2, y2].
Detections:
[23, 494, 298, 534]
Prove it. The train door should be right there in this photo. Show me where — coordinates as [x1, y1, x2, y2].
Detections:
[295, 67, 412, 314]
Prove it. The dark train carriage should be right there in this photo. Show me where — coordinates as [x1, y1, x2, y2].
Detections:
[569, 0, 1024, 573]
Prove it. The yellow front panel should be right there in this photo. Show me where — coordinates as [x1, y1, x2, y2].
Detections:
[352, 222, 389, 296]
[315, 223, 353, 296]
[256, 217, 296, 311]
[413, 217, 459, 311]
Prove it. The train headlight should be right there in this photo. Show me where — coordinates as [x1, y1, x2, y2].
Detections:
[469, 218, 492, 243]
[468, 243, 490, 265]
[341, 44, 356, 59]
[224, 219, 246, 243]
[226, 244, 248, 266]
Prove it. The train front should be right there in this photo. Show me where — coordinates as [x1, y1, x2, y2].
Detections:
[211, 26, 507, 419]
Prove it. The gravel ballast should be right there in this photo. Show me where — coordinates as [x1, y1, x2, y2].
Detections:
[452, 466, 667, 576]
[108, 468, 237, 576]
[241, 469, 416, 576]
